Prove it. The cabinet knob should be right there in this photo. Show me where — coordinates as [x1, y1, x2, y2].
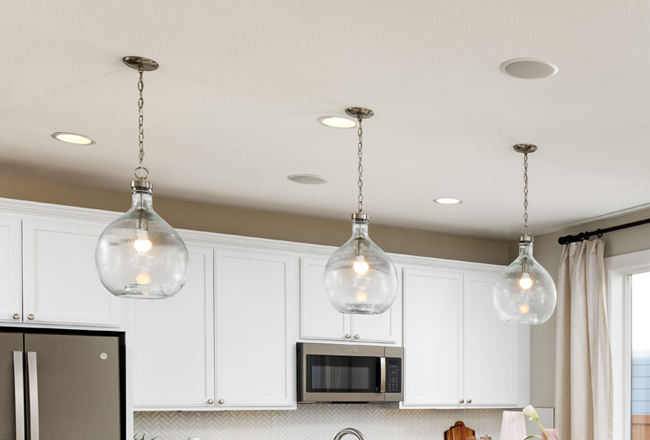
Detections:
[218, 399, 225, 405]
[207, 399, 214, 404]
[354, 334, 360, 339]
[345, 334, 351, 339]
[28, 314, 35, 321]
[467, 399, 472, 404]
[13, 313, 20, 320]
[459, 399, 464, 404]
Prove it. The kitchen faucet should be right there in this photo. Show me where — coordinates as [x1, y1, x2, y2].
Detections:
[333, 428, 366, 440]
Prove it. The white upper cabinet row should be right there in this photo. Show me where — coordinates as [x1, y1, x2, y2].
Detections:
[0, 202, 529, 412]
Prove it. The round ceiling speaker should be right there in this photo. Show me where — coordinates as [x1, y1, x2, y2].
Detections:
[500, 58, 558, 79]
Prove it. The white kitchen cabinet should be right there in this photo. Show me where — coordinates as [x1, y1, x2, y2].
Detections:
[300, 256, 401, 345]
[464, 273, 523, 406]
[401, 266, 529, 409]
[215, 248, 296, 409]
[402, 268, 464, 407]
[22, 217, 121, 327]
[132, 245, 215, 409]
[0, 214, 22, 322]
[300, 256, 349, 340]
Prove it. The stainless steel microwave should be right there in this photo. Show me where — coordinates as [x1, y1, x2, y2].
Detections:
[297, 342, 403, 403]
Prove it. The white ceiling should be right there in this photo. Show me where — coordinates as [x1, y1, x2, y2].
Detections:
[3, 0, 650, 241]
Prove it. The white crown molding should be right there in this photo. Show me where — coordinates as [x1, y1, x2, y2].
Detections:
[0, 197, 122, 224]
[0, 197, 505, 274]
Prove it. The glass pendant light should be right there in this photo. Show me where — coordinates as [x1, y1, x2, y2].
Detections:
[493, 144, 556, 324]
[95, 57, 189, 299]
[323, 107, 398, 314]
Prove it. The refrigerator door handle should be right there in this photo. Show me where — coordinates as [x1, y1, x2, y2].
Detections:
[13, 352, 25, 440]
[27, 352, 39, 440]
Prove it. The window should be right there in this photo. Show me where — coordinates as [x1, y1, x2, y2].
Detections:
[607, 250, 650, 440]
[631, 273, 650, 440]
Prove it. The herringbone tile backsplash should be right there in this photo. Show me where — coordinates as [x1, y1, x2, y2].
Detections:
[135, 406, 554, 440]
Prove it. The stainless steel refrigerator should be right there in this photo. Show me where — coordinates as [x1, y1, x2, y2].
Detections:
[0, 330, 124, 440]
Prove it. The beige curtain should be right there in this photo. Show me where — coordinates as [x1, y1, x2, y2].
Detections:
[555, 239, 613, 440]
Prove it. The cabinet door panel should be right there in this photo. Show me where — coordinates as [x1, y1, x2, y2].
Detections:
[352, 311, 396, 343]
[300, 256, 350, 341]
[132, 245, 215, 408]
[351, 267, 401, 344]
[216, 249, 294, 408]
[0, 215, 22, 322]
[22, 218, 120, 327]
[464, 273, 519, 406]
[403, 268, 463, 407]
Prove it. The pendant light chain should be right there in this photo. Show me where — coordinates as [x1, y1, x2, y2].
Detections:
[134, 68, 149, 180]
[357, 115, 364, 213]
[521, 151, 531, 237]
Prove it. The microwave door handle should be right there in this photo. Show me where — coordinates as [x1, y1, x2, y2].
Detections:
[27, 352, 39, 440]
[13, 352, 25, 440]
[380, 357, 386, 393]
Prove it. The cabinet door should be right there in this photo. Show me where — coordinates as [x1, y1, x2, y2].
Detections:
[22, 217, 120, 327]
[351, 267, 401, 344]
[0, 215, 22, 322]
[132, 245, 215, 409]
[402, 268, 464, 407]
[464, 273, 522, 406]
[300, 256, 350, 341]
[216, 249, 295, 409]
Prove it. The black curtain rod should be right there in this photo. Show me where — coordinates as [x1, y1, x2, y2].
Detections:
[558, 217, 650, 245]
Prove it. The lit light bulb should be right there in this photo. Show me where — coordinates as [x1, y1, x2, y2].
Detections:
[134, 230, 152, 253]
[353, 255, 369, 274]
[519, 304, 530, 314]
[519, 273, 533, 290]
[356, 290, 368, 302]
[136, 272, 151, 285]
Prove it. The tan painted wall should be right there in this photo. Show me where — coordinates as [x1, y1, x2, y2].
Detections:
[0, 176, 511, 265]
[525, 206, 650, 408]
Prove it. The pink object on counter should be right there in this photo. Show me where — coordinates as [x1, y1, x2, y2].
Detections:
[499, 411, 527, 440]
[542, 429, 559, 440]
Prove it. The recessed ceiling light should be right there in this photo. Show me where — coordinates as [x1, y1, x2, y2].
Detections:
[434, 197, 462, 205]
[317, 116, 357, 129]
[500, 58, 558, 80]
[287, 174, 328, 185]
[51, 132, 95, 145]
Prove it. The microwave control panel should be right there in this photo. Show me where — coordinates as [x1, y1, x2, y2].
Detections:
[386, 358, 402, 393]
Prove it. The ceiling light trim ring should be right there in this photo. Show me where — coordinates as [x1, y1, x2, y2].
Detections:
[317, 116, 357, 129]
[434, 197, 463, 205]
[51, 132, 96, 145]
